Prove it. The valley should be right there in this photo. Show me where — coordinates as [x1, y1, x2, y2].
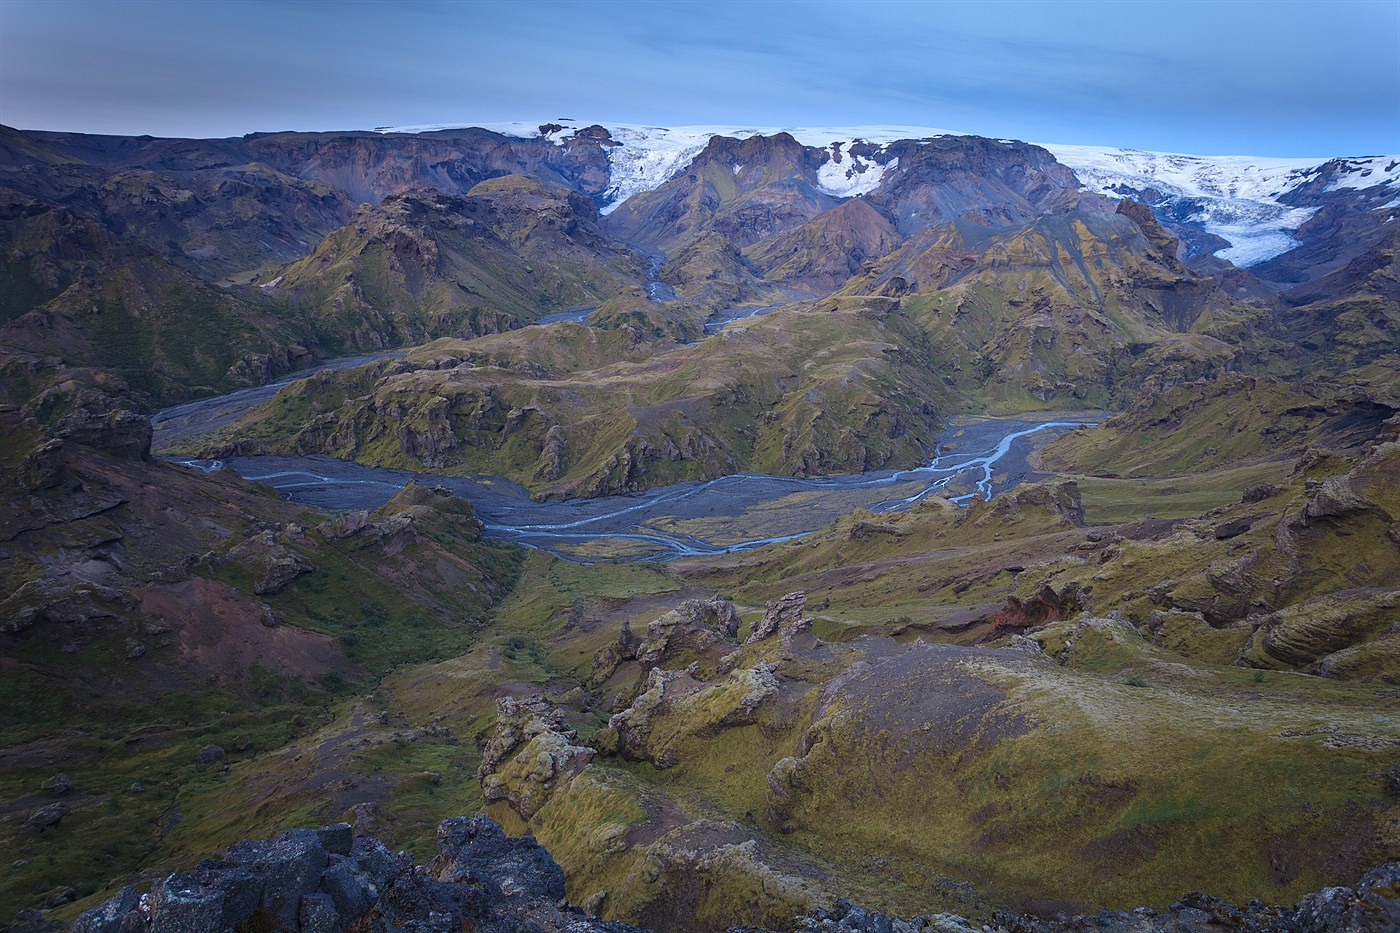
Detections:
[1, 116, 1397, 932]
[159, 391, 1093, 559]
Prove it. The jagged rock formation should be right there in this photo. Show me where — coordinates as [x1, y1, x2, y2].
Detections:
[746, 591, 813, 643]
[591, 595, 742, 686]
[68, 817, 644, 933]
[479, 696, 597, 819]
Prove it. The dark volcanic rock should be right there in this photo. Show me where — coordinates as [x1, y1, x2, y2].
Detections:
[71, 817, 640, 933]
[41, 773, 74, 796]
[23, 802, 71, 832]
[194, 745, 225, 764]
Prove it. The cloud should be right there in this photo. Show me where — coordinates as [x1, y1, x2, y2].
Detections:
[0, 0, 1394, 154]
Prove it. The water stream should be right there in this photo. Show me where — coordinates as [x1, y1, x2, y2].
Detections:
[161, 401, 1091, 561]
[153, 273, 1094, 559]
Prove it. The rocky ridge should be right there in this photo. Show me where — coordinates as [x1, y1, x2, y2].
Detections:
[59, 816, 1400, 933]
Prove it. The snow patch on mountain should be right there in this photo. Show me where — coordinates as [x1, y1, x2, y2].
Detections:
[566, 123, 945, 213]
[816, 145, 895, 197]
[1325, 155, 1400, 192]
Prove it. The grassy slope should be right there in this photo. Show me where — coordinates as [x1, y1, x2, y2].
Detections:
[0, 433, 523, 915]
[187, 297, 958, 498]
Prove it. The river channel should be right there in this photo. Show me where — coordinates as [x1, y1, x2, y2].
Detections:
[154, 350, 1094, 559]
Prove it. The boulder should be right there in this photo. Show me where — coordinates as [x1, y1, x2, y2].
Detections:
[194, 745, 225, 764]
[23, 802, 70, 832]
[146, 873, 227, 933]
[72, 885, 141, 933]
[226, 532, 316, 596]
[1242, 482, 1278, 503]
[315, 822, 354, 857]
[41, 772, 74, 796]
[317, 859, 376, 922]
[225, 828, 330, 927]
[429, 816, 566, 902]
[297, 893, 340, 933]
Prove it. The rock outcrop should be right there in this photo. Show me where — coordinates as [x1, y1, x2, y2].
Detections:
[746, 591, 813, 643]
[478, 696, 596, 820]
[70, 817, 643, 933]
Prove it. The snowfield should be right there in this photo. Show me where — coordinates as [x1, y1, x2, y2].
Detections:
[815, 145, 896, 198]
[376, 119, 1400, 266]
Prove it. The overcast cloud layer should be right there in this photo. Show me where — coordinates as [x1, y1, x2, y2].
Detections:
[2, 0, 1397, 156]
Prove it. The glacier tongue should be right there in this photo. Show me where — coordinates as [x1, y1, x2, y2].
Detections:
[1040, 144, 1400, 266]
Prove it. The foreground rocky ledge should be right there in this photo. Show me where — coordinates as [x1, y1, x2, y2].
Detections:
[61, 817, 1399, 933]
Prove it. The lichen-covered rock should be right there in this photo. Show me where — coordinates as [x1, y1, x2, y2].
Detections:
[224, 828, 330, 927]
[747, 591, 812, 643]
[636, 596, 741, 668]
[765, 756, 809, 832]
[1301, 475, 1372, 526]
[71, 886, 141, 933]
[479, 696, 595, 819]
[226, 531, 316, 596]
[145, 872, 239, 933]
[603, 664, 781, 767]
[999, 480, 1086, 527]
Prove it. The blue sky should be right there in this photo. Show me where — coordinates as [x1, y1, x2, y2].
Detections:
[1, 0, 1396, 155]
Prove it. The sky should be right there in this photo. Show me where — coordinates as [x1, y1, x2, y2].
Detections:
[1, 0, 1397, 156]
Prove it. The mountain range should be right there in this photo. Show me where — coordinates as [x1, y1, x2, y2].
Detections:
[1, 117, 1397, 932]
